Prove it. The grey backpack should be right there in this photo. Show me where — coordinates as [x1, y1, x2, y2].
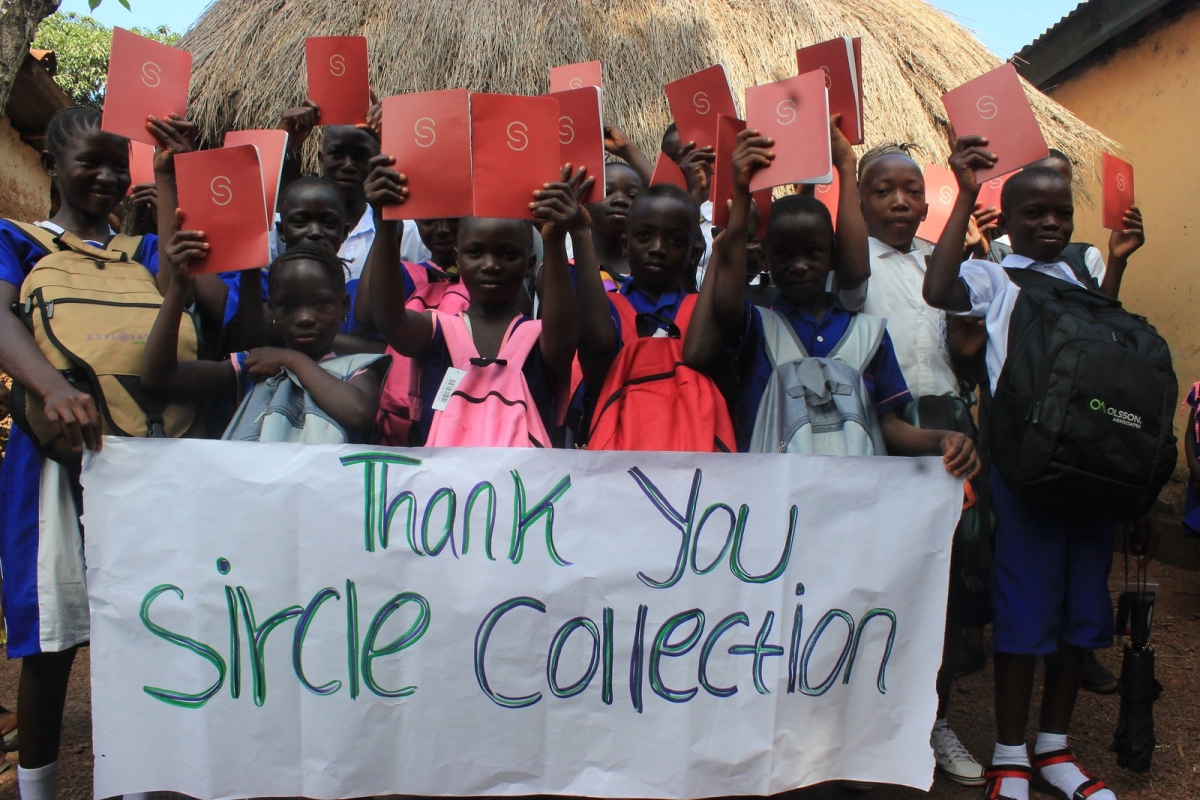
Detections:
[749, 310, 888, 455]
[222, 353, 389, 444]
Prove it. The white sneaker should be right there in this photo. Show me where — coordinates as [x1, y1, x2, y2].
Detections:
[931, 724, 986, 786]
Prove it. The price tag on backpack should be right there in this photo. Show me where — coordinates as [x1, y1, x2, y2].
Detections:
[432, 367, 468, 412]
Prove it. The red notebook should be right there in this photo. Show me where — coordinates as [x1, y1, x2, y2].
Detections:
[795, 37, 863, 144]
[745, 70, 832, 192]
[550, 61, 602, 93]
[916, 163, 959, 243]
[712, 115, 747, 229]
[548, 86, 605, 204]
[174, 145, 271, 275]
[305, 36, 370, 126]
[975, 171, 1014, 213]
[1103, 154, 1135, 231]
[942, 63, 1048, 179]
[811, 169, 841, 231]
[665, 65, 738, 151]
[381, 90, 474, 221]
[650, 152, 688, 190]
[101, 28, 191, 147]
[223, 130, 289, 219]
[127, 140, 156, 194]
[470, 93, 561, 219]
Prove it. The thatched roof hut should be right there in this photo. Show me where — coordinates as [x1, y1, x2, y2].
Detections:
[180, 0, 1114, 193]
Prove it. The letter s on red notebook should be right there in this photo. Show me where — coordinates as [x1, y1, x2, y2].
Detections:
[174, 145, 271, 276]
[305, 36, 370, 126]
[941, 63, 1048, 179]
[382, 90, 474, 221]
[745, 70, 832, 192]
[470, 93, 561, 220]
[101, 28, 191, 147]
[1103, 154, 1135, 231]
[223, 130, 289, 221]
[665, 65, 738, 152]
[548, 86, 606, 204]
[549, 61, 603, 93]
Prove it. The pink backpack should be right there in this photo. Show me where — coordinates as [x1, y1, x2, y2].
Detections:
[376, 262, 470, 445]
[423, 312, 552, 448]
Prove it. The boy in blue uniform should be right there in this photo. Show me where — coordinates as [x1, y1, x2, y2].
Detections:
[922, 133, 1150, 800]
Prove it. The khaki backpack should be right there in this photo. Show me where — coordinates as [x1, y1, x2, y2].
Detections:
[8, 221, 199, 461]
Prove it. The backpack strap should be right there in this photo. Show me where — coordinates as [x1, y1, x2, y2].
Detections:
[496, 318, 544, 365]
[403, 261, 431, 295]
[609, 292, 640, 347]
[1057, 242, 1102, 292]
[673, 294, 699, 335]
[760, 308, 808, 368]
[9, 221, 144, 265]
[432, 311, 480, 368]
[827, 313, 887, 373]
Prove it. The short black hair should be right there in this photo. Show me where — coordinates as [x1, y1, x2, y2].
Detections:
[267, 242, 348, 299]
[279, 176, 348, 218]
[660, 122, 679, 151]
[766, 194, 834, 241]
[1000, 166, 1071, 216]
[857, 142, 920, 184]
[629, 183, 701, 239]
[45, 107, 104, 160]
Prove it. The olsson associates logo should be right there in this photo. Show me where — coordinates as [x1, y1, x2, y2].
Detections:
[1090, 398, 1143, 430]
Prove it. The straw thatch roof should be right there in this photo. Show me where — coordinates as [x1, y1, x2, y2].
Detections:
[180, 0, 1114, 196]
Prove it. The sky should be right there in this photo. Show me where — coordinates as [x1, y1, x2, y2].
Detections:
[58, 0, 1082, 58]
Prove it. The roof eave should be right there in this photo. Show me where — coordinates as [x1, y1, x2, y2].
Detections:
[5, 51, 74, 150]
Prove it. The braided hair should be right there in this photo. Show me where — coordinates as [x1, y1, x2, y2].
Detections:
[45, 107, 104, 160]
[856, 142, 920, 183]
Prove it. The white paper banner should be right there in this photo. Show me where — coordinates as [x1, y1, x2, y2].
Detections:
[83, 439, 961, 799]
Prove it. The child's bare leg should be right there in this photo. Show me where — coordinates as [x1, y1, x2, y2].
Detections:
[1039, 645, 1084, 733]
[936, 623, 963, 717]
[994, 651, 1036, 745]
[17, 647, 77, 768]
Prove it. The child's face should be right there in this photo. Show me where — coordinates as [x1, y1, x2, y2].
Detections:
[1002, 176, 1075, 263]
[764, 213, 834, 306]
[457, 218, 534, 308]
[588, 164, 642, 239]
[858, 154, 928, 250]
[623, 196, 700, 294]
[415, 218, 459, 266]
[43, 129, 131, 221]
[279, 185, 347, 253]
[319, 126, 380, 208]
[268, 259, 347, 360]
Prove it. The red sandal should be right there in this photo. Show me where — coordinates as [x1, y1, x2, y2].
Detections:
[1032, 749, 1110, 800]
[985, 763, 1032, 800]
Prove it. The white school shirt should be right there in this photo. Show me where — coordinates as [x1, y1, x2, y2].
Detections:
[400, 219, 433, 264]
[955, 252, 1107, 393]
[690, 200, 717, 286]
[859, 237, 959, 399]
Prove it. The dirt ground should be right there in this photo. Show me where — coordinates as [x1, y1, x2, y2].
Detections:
[0, 554, 1195, 800]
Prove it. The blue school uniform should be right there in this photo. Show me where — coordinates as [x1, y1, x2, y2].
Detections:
[730, 295, 912, 452]
[411, 316, 555, 447]
[0, 220, 159, 658]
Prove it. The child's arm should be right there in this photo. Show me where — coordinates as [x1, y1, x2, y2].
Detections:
[1100, 206, 1144, 300]
[564, 167, 615, 355]
[923, 133, 997, 312]
[677, 142, 716, 209]
[830, 115, 869, 291]
[531, 167, 584, 377]
[604, 123, 654, 187]
[684, 129, 771, 369]
[363, 154, 434, 358]
[227, 269, 268, 351]
[879, 413, 981, 478]
[141, 211, 238, 399]
[147, 114, 196, 297]
[0, 281, 101, 452]
[241, 347, 383, 434]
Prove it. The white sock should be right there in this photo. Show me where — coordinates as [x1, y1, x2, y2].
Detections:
[18, 761, 57, 800]
[1034, 733, 1117, 799]
[991, 743, 1030, 800]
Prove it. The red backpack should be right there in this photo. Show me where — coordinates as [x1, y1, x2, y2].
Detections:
[587, 293, 736, 452]
[376, 263, 470, 446]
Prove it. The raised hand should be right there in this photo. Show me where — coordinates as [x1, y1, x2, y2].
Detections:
[532, 164, 593, 242]
[1109, 206, 1145, 261]
[732, 129, 774, 194]
[947, 127, 997, 197]
[129, 183, 158, 215]
[677, 141, 716, 206]
[165, 208, 208, 284]
[829, 113, 854, 169]
[147, 113, 197, 174]
[281, 99, 320, 149]
[363, 154, 408, 212]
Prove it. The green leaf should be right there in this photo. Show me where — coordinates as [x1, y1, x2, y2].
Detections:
[88, 0, 100, 9]
[118, 0, 132, 8]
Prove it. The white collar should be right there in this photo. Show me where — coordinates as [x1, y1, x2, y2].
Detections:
[346, 207, 374, 239]
[868, 236, 926, 259]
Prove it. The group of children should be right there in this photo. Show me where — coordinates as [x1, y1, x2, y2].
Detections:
[0, 80, 1156, 800]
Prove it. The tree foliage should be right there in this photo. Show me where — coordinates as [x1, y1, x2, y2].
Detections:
[32, 11, 179, 107]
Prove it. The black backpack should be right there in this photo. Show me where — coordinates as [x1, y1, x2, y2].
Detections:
[988, 255, 1177, 520]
